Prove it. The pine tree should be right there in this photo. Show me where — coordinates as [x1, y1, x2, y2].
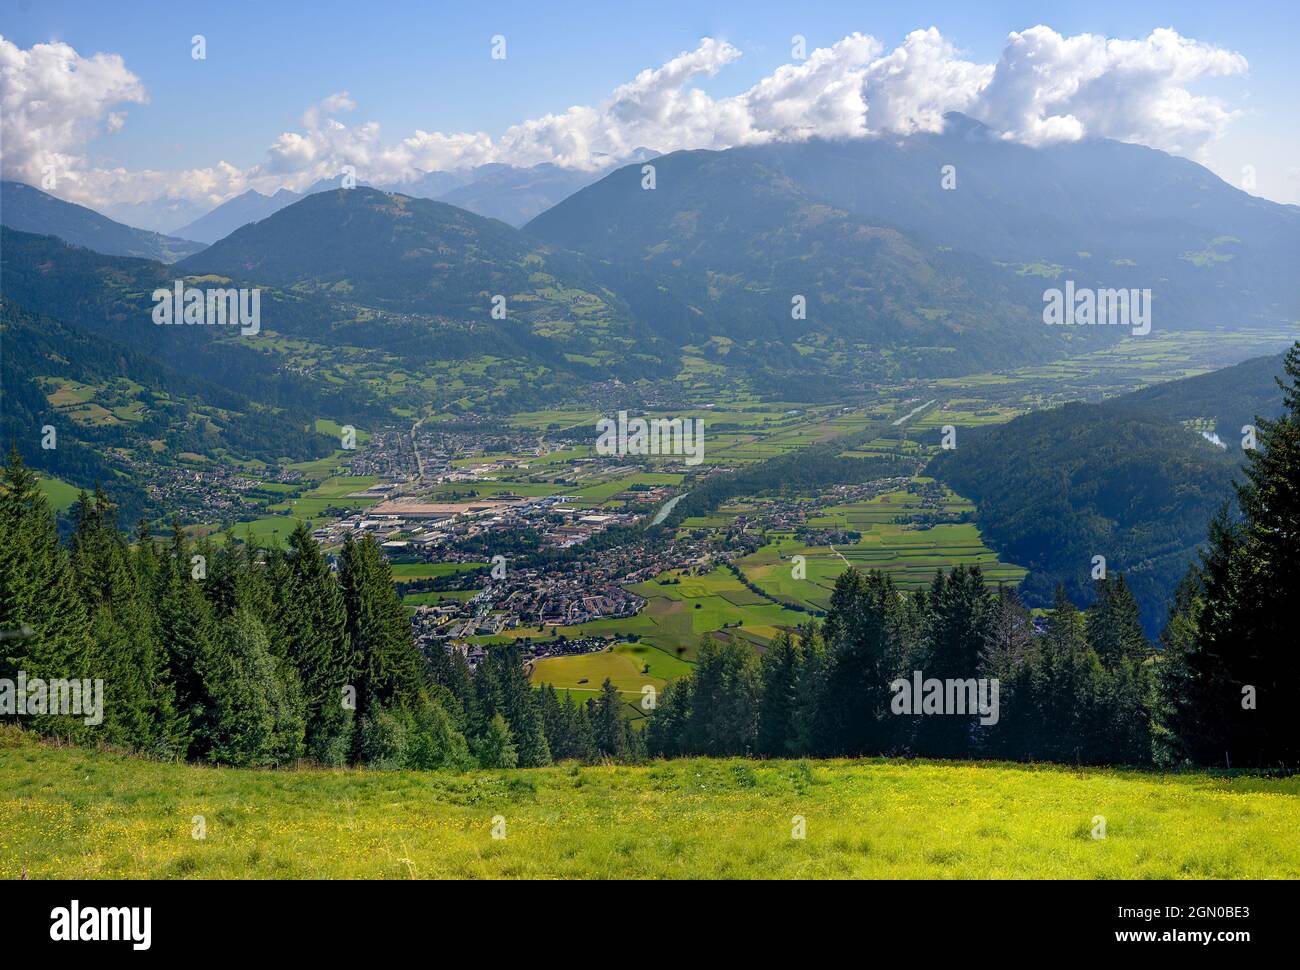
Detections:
[915, 565, 991, 758]
[593, 677, 625, 757]
[205, 609, 306, 767]
[1085, 575, 1149, 668]
[338, 535, 426, 720]
[682, 639, 759, 756]
[69, 488, 178, 752]
[569, 696, 599, 763]
[477, 713, 518, 769]
[756, 632, 799, 757]
[154, 523, 222, 757]
[818, 570, 905, 755]
[280, 524, 354, 760]
[0, 449, 92, 741]
[1160, 342, 1300, 767]
[979, 586, 1036, 759]
[645, 677, 691, 757]
[789, 623, 827, 757]
[493, 644, 550, 767]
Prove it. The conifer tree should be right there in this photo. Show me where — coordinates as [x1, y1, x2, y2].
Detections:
[477, 712, 518, 768]
[593, 677, 626, 757]
[69, 488, 179, 751]
[915, 565, 991, 758]
[493, 644, 551, 767]
[645, 677, 691, 758]
[756, 632, 800, 757]
[281, 523, 354, 759]
[338, 534, 425, 719]
[1160, 342, 1300, 767]
[0, 449, 92, 741]
[205, 608, 306, 767]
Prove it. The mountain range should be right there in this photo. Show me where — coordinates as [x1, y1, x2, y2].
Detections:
[0, 180, 205, 263]
[168, 155, 661, 244]
[3, 115, 1297, 525]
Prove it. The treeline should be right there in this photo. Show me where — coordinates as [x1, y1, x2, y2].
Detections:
[0, 453, 633, 769]
[646, 570, 1158, 765]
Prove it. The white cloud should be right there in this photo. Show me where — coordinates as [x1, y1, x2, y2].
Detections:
[321, 90, 356, 114]
[972, 26, 1249, 153]
[0, 26, 1252, 216]
[0, 34, 146, 193]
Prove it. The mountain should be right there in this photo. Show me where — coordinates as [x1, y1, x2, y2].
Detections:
[929, 350, 1292, 634]
[171, 188, 303, 244]
[433, 163, 609, 226]
[727, 115, 1300, 330]
[173, 187, 675, 375]
[0, 181, 206, 262]
[526, 147, 1096, 379]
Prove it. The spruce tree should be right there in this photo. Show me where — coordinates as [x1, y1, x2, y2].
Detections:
[338, 534, 425, 719]
[205, 609, 306, 767]
[1161, 341, 1300, 767]
[281, 524, 354, 760]
[756, 632, 799, 757]
[0, 449, 92, 741]
[477, 713, 518, 768]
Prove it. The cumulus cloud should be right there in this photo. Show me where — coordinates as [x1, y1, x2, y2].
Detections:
[0, 25, 1250, 214]
[0, 34, 146, 192]
[972, 26, 1249, 153]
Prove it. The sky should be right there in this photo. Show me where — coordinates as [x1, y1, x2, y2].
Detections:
[3, 0, 1298, 231]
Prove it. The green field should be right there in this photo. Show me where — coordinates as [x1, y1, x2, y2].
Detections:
[391, 562, 487, 583]
[3, 729, 1295, 879]
[35, 475, 81, 513]
[739, 483, 1026, 610]
[527, 643, 691, 716]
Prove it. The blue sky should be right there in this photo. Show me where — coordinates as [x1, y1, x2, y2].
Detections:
[3, 0, 1297, 220]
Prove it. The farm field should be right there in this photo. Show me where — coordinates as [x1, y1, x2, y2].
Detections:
[739, 483, 1027, 611]
[527, 643, 682, 719]
[3, 729, 1296, 879]
[391, 562, 487, 583]
[35, 474, 81, 513]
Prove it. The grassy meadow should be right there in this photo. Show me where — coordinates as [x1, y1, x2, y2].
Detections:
[3, 727, 1296, 879]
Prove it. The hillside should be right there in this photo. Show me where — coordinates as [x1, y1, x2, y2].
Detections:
[526, 148, 1092, 378]
[0, 181, 205, 262]
[929, 351, 1291, 633]
[3, 729, 1296, 878]
[0, 298, 336, 521]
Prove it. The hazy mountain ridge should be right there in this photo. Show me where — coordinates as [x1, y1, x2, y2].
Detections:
[0, 181, 206, 263]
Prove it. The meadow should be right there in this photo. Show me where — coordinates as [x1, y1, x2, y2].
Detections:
[3, 728, 1295, 879]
